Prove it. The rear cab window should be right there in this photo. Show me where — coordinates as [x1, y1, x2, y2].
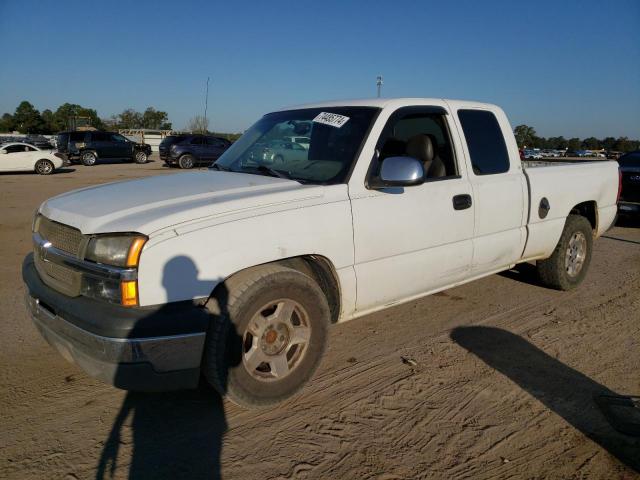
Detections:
[457, 109, 510, 175]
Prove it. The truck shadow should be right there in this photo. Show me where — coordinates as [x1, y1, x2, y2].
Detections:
[497, 263, 544, 287]
[450, 326, 640, 472]
[96, 256, 240, 480]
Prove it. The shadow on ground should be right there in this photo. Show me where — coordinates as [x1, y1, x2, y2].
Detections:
[96, 256, 241, 480]
[497, 262, 544, 287]
[96, 387, 227, 479]
[450, 326, 640, 472]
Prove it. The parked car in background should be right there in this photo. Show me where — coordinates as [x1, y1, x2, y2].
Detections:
[56, 131, 152, 166]
[283, 136, 310, 149]
[617, 150, 640, 216]
[524, 149, 542, 159]
[159, 134, 231, 169]
[23, 135, 55, 150]
[0, 142, 65, 174]
[263, 140, 309, 164]
[607, 151, 623, 159]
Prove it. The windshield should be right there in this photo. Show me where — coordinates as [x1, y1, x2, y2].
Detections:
[161, 135, 187, 145]
[213, 107, 379, 184]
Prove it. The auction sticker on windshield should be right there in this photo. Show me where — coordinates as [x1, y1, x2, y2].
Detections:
[313, 112, 350, 128]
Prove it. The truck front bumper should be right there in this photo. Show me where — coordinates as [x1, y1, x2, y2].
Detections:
[22, 254, 208, 391]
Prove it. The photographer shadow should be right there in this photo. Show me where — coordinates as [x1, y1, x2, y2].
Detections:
[96, 256, 240, 479]
[450, 326, 640, 472]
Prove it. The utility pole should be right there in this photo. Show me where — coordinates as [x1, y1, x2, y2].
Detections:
[376, 75, 383, 98]
[204, 76, 210, 132]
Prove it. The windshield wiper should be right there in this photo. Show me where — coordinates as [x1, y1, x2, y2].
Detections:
[254, 165, 297, 181]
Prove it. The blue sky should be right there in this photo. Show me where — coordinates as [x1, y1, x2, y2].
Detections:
[0, 0, 638, 138]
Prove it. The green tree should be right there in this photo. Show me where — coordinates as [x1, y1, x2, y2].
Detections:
[13, 101, 44, 133]
[117, 109, 144, 129]
[142, 107, 171, 129]
[513, 125, 536, 148]
[613, 137, 632, 152]
[41, 109, 55, 134]
[547, 136, 568, 149]
[0, 113, 15, 132]
[582, 137, 601, 150]
[52, 103, 104, 131]
[567, 137, 582, 150]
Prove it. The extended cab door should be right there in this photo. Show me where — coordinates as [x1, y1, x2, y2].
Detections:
[451, 105, 527, 274]
[350, 106, 475, 313]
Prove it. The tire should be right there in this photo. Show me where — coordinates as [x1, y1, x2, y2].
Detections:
[81, 151, 97, 166]
[34, 159, 54, 175]
[536, 214, 593, 290]
[202, 265, 330, 409]
[134, 150, 148, 164]
[178, 154, 195, 169]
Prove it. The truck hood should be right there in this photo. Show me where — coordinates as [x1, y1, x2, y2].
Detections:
[40, 171, 324, 235]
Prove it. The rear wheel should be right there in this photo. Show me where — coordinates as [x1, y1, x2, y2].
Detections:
[34, 159, 54, 175]
[134, 151, 148, 164]
[202, 265, 330, 409]
[81, 151, 97, 166]
[178, 154, 195, 169]
[536, 214, 593, 290]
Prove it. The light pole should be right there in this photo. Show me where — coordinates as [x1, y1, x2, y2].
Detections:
[204, 76, 210, 132]
[376, 75, 383, 98]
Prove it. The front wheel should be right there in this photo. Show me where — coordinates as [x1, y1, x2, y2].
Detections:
[536, 214, 593, 290]
[202, 265, 330, 409]
[178, 154, 195, 169]
[81, 151, 97, 166]
[134, 151, 148, 164]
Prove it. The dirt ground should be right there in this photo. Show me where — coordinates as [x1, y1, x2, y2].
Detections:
[1, 158, 639, 480]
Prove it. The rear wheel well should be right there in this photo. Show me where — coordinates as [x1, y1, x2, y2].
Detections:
[209, 256, 341, 324]
[569, 201, 597, 232]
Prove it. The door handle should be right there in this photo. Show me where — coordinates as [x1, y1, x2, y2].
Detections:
[452, 194, 472, 210]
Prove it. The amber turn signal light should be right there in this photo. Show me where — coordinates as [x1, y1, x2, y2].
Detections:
[121, 280, 138, 306]
[126, 237, 147, 267]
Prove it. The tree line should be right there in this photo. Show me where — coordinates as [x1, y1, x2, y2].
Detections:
[514, 125, 639, 152]
[0, 101, 172, 134]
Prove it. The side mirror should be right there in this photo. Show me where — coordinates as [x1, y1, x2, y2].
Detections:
[369, 156, 424, 189]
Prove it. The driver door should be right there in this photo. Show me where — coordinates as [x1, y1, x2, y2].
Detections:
[350, 107, 475, 312]
[2, 144, 34, 171]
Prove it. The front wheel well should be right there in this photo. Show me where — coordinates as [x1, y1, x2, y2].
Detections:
[569, 201, 597, 232]
[209, 255, 342, 324]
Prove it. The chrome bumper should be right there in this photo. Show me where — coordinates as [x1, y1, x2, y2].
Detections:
[25, 294, 205, 391]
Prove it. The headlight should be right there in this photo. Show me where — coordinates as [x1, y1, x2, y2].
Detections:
[85, 235, 147, 267]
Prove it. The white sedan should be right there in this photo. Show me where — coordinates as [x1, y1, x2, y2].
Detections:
[0, 142, 65, 175]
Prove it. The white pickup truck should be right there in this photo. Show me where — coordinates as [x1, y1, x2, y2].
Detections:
[23, 98, 619, 408]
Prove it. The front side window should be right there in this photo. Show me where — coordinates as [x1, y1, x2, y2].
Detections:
[371, 108, 458, 180]
[214, 107, 379, 184]
[457, 110, 510, 175]
[4, 144, 28, 153]
[190, 137, 204, 145]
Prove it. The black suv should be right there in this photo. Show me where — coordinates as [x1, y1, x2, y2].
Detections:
[159, 134, 231, 168]
[57, 131, 152, 166]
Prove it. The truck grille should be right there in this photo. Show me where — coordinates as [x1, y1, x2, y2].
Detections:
[34, 215, 85, 296]
[36, 215, 84, 256]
